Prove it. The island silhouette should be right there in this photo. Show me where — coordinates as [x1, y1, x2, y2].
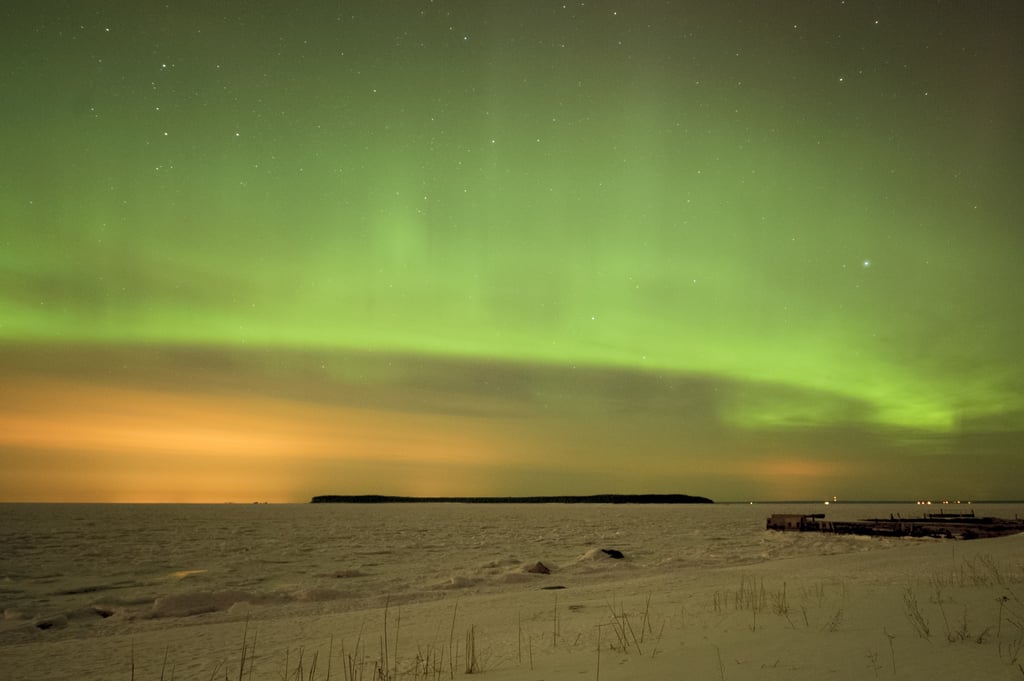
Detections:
[311, 494, 713, 504]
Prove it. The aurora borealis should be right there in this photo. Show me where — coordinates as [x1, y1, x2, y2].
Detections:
[2, 1, 1022, 502]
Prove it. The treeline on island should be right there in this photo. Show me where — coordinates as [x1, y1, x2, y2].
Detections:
[310, 494, 713, 504]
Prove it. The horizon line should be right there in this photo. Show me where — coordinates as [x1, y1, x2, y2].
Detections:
[3, 498, 1023, 505]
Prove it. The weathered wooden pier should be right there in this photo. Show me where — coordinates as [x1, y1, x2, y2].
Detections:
[766, 510, 1024, 540]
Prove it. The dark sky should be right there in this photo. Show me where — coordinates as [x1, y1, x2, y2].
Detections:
[2, 1, 1022, 501]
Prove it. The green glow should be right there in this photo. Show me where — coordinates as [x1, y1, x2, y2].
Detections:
[2, 2, 1022, 487]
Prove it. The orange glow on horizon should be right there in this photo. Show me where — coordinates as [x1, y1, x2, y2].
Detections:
[0, 376, 920, 504]
[0, 377, 539, 502]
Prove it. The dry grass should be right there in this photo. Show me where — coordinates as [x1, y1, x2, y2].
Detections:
[122, 552, 1024, 680]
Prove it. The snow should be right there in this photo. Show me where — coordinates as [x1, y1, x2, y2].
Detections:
[2, 502, 1023, 680]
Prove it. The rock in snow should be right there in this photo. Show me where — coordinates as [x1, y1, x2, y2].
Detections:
[34, 614, 68, 630]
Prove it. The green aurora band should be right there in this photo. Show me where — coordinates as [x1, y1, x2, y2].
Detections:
[2, 2, 1023, 500]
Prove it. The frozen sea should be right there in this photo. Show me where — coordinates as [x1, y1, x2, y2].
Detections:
[3, 501, 1022, 647]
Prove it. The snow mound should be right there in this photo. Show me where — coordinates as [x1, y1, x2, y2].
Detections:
[148, 590, 257, 618]
[576, 548, 626, 562]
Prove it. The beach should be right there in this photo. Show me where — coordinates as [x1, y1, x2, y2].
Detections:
[3, 503, 1023, 680]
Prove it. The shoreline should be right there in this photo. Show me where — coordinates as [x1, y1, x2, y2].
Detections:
[8, 531, 1023, 681]
[310, 493, 715, 504]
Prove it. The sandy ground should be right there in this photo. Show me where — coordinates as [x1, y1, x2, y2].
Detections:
[7, 531, 1024, 681]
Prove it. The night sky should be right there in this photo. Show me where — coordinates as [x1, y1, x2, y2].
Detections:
[2, 1, 1022, 502]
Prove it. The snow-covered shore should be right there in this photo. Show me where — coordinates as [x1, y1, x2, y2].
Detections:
[3, 503, 1023, 680]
